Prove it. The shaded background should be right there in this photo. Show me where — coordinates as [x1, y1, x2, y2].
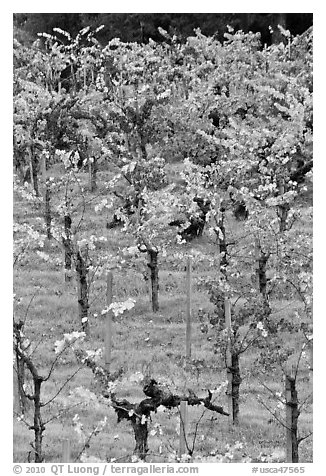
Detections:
[14, 13, 313, 46]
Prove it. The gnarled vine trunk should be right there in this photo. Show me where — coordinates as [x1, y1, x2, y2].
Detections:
[230, 352, 242, 425]
[147, 248, 159, 312]
[139, 240, 159, 312]
[16, 353, 26, 414]
[14, 320, 27, 414]
[33, 378, 45, 463]
[255, 238, 271, 314]
[27, 145, 39, 197]
[89, 157, 98, 192]
[286, 374, 300, 463]
[14, 321, 45, 463]
[131, 418, 149, 460]
[76, 247, 89, 334]
[63, 215, 73, 282]
[277, 180, 290, 233]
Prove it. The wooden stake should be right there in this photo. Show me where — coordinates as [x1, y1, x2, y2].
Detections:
[216, 234, 220, 277]
[27, 146, 35, 192]
[148, 271, 152, 305]
[225, 298, 233, 426]
[215, 196, 221, 277]
[76, 277, 83, 326]
[254, 237, 261, 292]
[62, 438, 71, 463]
[186, 257, 192, 359]
[179, 400, 188, 458]
[88, 159, 92, 190]
[105, 272, 113, 371]
[41, 154, 51, 239]
[178, 258, 192, 458]
[41, 153, 46, 182]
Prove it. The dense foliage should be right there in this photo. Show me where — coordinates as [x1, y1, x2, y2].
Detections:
[13, 22, 313, 463]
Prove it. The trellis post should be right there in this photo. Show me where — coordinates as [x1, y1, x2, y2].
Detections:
[27, 146, 35, 194]
[62, 438, 71, 463]
[179, 400, 188, 458]
[88, 159, 93, 190]
[179, 256, 192, 458]
[41, 152, 51, 239]
[186, 257, 192, 359]
[225, 298, 233, 426]
[105, 272, 113, 372]
[254, 237, 261, 292]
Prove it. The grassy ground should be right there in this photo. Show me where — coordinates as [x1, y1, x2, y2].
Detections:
[13, 169, 313, 463]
